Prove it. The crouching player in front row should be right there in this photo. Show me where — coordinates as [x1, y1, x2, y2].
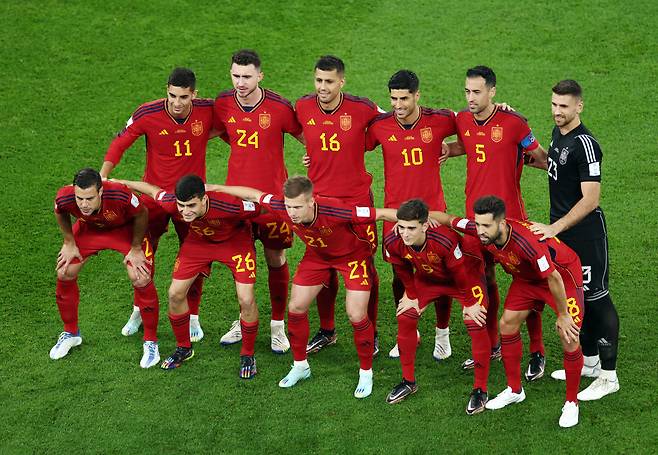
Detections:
[379, 199, 491, 414]
[117, 175, 261, 378]
[431, 195, 584, 427]
[208, 176, 391, 399]
[51, 168, 160, 368]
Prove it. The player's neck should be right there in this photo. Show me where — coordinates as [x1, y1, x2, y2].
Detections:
[494, 224, 510, 248]
[473, 103, 495, 121]
[412, 234, 427, 250]
[319, 92, 342, 112]
[237, 87, 263, 108]
[559, 117, 581, 136]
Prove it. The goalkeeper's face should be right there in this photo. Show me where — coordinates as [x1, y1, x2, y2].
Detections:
[167, 85, 196, 119]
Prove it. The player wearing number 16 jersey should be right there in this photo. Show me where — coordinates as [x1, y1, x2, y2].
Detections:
[366, 70, 457, 361]
[295, 55, 381, 354]
[100, 68, 214, 342]
[214, 50, 304, 353]
[117, 175, 261, 378]
[447, 66, 548, 377]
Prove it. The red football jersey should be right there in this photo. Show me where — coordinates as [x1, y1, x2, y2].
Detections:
[54, 181, 141, 230]
[455, 106, 539, 219]
[214, 88, 302, 194]
[383, 226, 482, 305]
[154, 190, 259, 243]
[259, 193, 375, 260]
[366, 108, 457, 210]
[104, 98, 214, 192]
[295, 93, 379, 200]
[452, 217, 582, 284]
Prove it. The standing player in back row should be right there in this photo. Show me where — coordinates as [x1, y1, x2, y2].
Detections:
[530, 80, 620, 400]
[296, 55, 381, 354]
[366, 70, 456, 361]
[445, 66, 548, 379]
[100, 68, 216, 342]
[214, 49, 304, 353]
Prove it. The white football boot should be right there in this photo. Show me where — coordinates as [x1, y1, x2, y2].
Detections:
[559, 401, 579, 428]
[121, 307, 142, 336]
[354, 369, 373, 399]
[140, 341, 160, 368]
[49, 332, 82, 360]
[433, 327, 451, 360]
[220, 320, 242, 345]
[279, 362, 311, 388]
[485, 386, 526, 410]
[189, 315, 204, 342]
[270, 320, 290, 354]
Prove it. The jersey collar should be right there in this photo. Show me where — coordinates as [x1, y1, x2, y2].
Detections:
[395, 107, 422, 130]
[233, 87, 266, 113]
[472, 105, 498, 127]
[164, 99, 193, 124]
[316, 92, 344, 115]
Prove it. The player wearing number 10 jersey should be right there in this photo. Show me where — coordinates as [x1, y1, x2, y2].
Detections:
[295, 55, 381, 354]
[366, 70, 457, 360]
[214, 50, 303, 353]
[101, 68, 214, 342]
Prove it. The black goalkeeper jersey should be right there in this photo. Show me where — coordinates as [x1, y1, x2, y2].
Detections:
[547, 122, 606, 240]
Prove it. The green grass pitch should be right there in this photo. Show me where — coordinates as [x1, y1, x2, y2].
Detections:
[2, 0, 657, 452]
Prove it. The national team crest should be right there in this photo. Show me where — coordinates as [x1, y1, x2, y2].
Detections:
[191, 120, 203, 136]
[208, 219, 222, 226]
[340, 115, 352, 131]
[319, 226, 333, 236]
[420, 127, 433, 144]
[259, 113, 271, 129]
[427, 251, 441, 263]
[103, 210, 118, 221]
[508, 252, 520, 266]
[491, 126, 503, 143]
[559, 147, 570, 165]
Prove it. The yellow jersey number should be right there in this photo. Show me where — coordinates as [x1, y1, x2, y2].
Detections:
[401, 147, 423, 166]
[174, 140, 192, 157]
[319, 133, 340, 151]
[475, 144, 486, 162]
[236, 129, 259, 149]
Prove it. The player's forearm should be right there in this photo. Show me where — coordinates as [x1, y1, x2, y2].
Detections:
[375, 208, 398, 222]
[427, 210, 457, 226]
[446, 140, 465, 157]
[130, 207, 149, 248]
[551, 183, 600, 234]
[214, 185, 264, 202]
[547, 270, 568, 316]
[55, 213, 76, 244]
[117, 180, 161, 200]
[99, 161, 115, 179]
[525, 145, 548, 170]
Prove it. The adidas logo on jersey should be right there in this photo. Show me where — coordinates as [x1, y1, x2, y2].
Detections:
[228, 116, 236, 123]
[249, 272, 256, 279]
[307, 119, 316, 125]
[388, 135, 397, 142]
[464, 130, 470, 137]
[360, 279, 369, 286]
[159, 129, 168, 135]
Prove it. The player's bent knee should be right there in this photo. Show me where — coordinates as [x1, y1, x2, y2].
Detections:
[132, 276, 152, 289]
[57, 268, 78, 281]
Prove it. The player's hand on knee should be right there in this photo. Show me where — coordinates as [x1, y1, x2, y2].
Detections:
[396, 295, 420, 316]
[556, 314, 580, 343]
[463, 304, 487, 326]
[124, 247, 149, 280]
[57, 242, 82, 273]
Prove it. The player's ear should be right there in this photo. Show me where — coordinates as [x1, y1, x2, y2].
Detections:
[490, 86, 497, 99]
[258, 71, 264, 83]
[192, 89, 198, 99]
[415, 91, 420, 102]
[576, 98, 583, 114]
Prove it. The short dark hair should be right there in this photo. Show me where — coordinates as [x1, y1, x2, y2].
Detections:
[232, 49, 261, 69]
[388, 70, 420, 93]
[315, 55, 345, 75]
[167, 67, 196, 90]
[466, 65, 496, 88]
[473, 195, 506, 219]
[73, 168, 102, 191]
[396, 199, 429, 223]
[552, 79, 582, 98]
[175, 174, 205, 202]
[283, 175, 313, 198]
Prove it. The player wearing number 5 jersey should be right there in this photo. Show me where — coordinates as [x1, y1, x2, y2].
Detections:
[366, 70, 457, 361]
[117, 175, 261, 378]
[214, 50, 304, 353]
[100, 68, 215, 343]
[295, 55, 381, 355]
[50, 169, 160, 369]
[447, 66, 548, 378]
[208, 176, 392, 399]
[431, 196, 585, 428]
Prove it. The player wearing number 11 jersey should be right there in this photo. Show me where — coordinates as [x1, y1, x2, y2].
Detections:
[101, 68, 214, 342]
[214, 50, 303, 353]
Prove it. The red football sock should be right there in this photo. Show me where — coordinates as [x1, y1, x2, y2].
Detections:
[397, 308, 421, 383]
[434, 296, 451, 329]
[351, 316, 374, 370]
[240, 319, 259, 356]
[317, 271, 338, 331]
[187, 275, 204, 316]
[168, 311, 191, 348]
[501, 331, 523, 393]
[134, 281, 159, 342]
[465, 320, 491, 391]
[564, 347, 584, 403]
[486, 283, 501, 347]
[56, 279, 79, 334]
[526, 310, 545, 355]
[268, 263, 289, 322]
[288, 311, 309, 361]
[367, 266, 379, 333]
